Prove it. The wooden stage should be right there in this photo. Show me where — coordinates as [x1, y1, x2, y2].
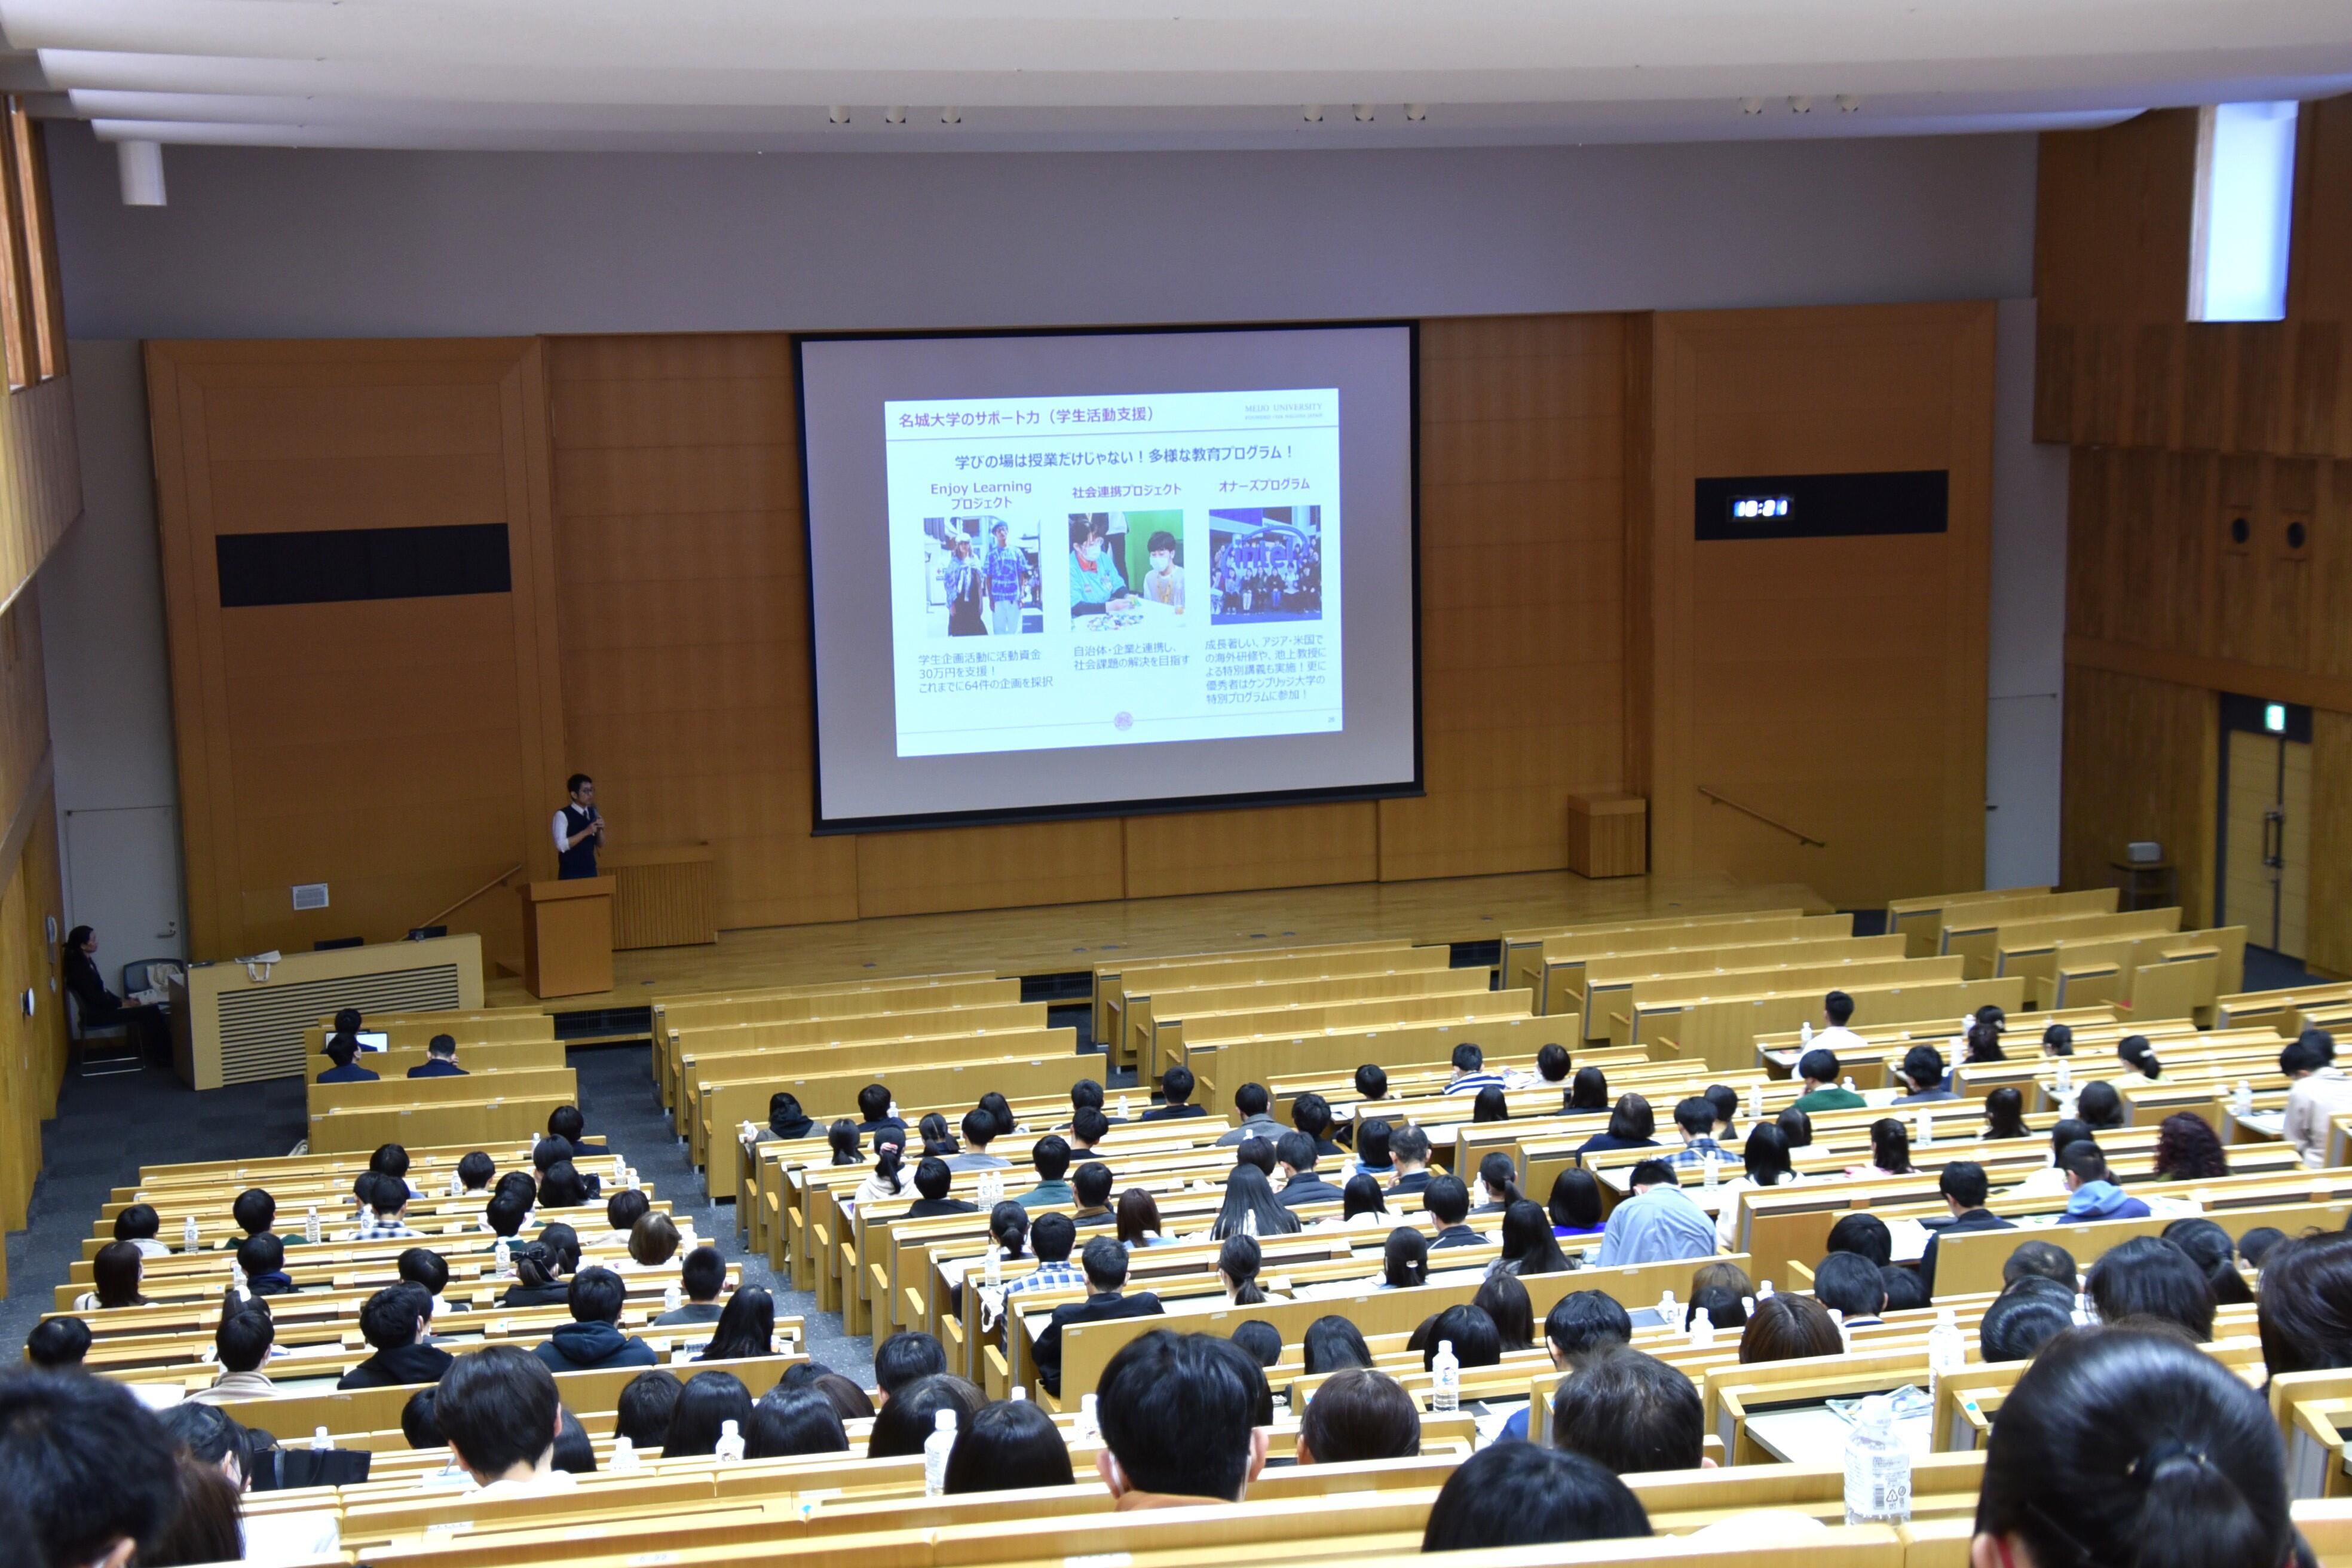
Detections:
[485, 869, 1832, 1015]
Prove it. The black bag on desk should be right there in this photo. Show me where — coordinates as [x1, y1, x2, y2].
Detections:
[249, 1442, 372, 1490]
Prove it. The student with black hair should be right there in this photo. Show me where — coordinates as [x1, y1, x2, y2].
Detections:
[1230, 1318, 1283, 1367]
[1536, 1043, 1575, 1086]
[1000, 1211, 1083, 1298]
[112, 1203, 169, 1258]
[1552, 1346, 1709, 1474]
[1290, 1092, 1343, 1157]
[1812, 988, 1867, 1052]
[1667, 1096, 1727, 1169]
[1068, 1105, 1111, 1153]
[2004, 1239, 2080, 1291]
[1548, 1166, 1606, 1238]
[320, 1032, 378, 1082]
[1380, 1226, 1430, 1290]
[2075, 1079, 2127, 1130]
[1595, 1161, 1714, 1266]
[1917, 1160, 2012, 1298]
[1233, 1135, 1276, 1177]
[757, 1092, 814, 1144]
[1469, 1150, 1522, 1215]
[853, 1083, 905, 1141]
[546, 1104, 606, 1157]
[1702, 1083, 1739, 1137]
[1978, 1288, 2074, 1362]
[1273, 1131, 1345, 1210]
[1444, 1041, 1506, 1096]
[1386, 1123, 1434, 1195]
[400, 1388, 440, 1450]
[1972, 1328, 2299, 1568]
[2086, 1235, 2216, 1340]
[0, 1368, 180, 1568]
[1495, 1199, 1576, 1276]
[1776, 1104, 1813, 1148]
[1891, 1043, 1956, 1103]
[1422, 1174, 1481, 1248]
[502, 1242, 572, 1309]
[1812, 1251, 1889, 1325]
[2118, 1033, 2163, 1080]
[25, 1315, 91, 1371]
[1303, 1314, 1374, 1375]
[745, 1386, 849, 1460]
[663, 1370, 755, 1456]
[1070, 1162, 1117, 1227]
[2281, 1032, 2352, 1163]
[534, 1267, 657, 1373]
[457, 1151, 497, 1195]
[1738, 1293, 1844, 1363]
[2239, 1226, 2289, 1270]
[1826, 1211, 1895, 1267]
[1420, 1303, 1502, 1371]
[2255, 1230, 2352, 1377]
[697, 1285, 776, 1361]
[1979, 1085, 2031, 1141]
[614, 1370, 683, 1449]
[1016, 1135, 1074, 1209]
[908, 1157, 977, 1216]
[1573, 1094, 1660, 1156]
[1140, 1064, 1207, 1120]
[945, 1108, 1010, 1171]
[2059, 1140, 2151, 1220]
[2154, 1112, 2231, 1181]
[1422, 1443, 1652, 1551]
[1297, 1368, 1421, 1464]
[598, 1187, 653, 1249]
[76, 1241, 148, 1309]
[1790, 1046, 1864, 1111]
[237, 1232, 298, 1296]
[337, 1282, 452, 1388]
[1711, 1122, 1801, 1249]
[1564, 1065, 1610, 1114]
[1218, 1234, 1275, 1305]
[1212, 1163, 1302, 1239]
[868, 1374, 987, 1459]
[1473, 1270, 1535, 1349]
[1855, 1117, 1915, 1177]
[874, 1331, 950, 1405]
[397, 1246, 450, 1327]
[1218, 1082, 1284, 1146]
[2163, 1217, 2255, 1306]
[408, 1033, 466, 1077]
[350, 1171, 422, 1241]
[434, 1347, 573, 1495]
[654, 1245, 728, 1325]
[1094, 1330, 1269, 1506]
[936, 1397, 1072, 1492]
[1346, 1118, 1395, 1183]
[1353, 1062, 1389, 1105]
[218, 1187, 279, 1250]
[537, 1159, 592, 1211]
[1034, 1237, 1163, 1396]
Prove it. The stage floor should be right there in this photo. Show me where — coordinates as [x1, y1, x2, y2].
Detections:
[485, 868, 1833, 1014]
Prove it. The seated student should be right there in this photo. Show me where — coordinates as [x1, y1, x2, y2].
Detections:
[25, 1316, 91, 1371]
[189, 1307, 278, 1404]
[1231, 1318, 1283, 1368]
[1296, 1367, 1420, 1464]
[656, 1245, 728, 1325]
[1469, 1150, 1522, 1215]
[614, 1370, 683, 1449]
[942, 1398, 1076, 1492]
[483, 1192, 533, 1249]
[1233, 1135, 1277, 1178]
[1552, 1346, 1710, 1474]
[406, 1034, 466, 1077]
[867, 1373, 987, 1459]
[534, 1267, 658, 1373]
[1443, 1042, 1507, 1096]
[350, 1172, 422, 1241]
[1573, 1094, 1661, 1156]
[338, 1282, 454, 1389]
[1704, 1083, 1740, 1138]
[1813, 1251, 1889, 1327]
[1918, 1160, 2014, 1298]
[2059, 1140, 2152, 1220]
[874, 1331, 949, 1408]
[324, 1006, 364, 1055]
[2280, 1033, 2352, 1163]
[1092, 1329, 1263, 1505]
[236, 1233, 299, 1296]
[2154, 1113, 2231, 1182]
[1712, 1123, 1800, 1248]
[1978, 1285, 2075, 1362]
[1422, 1444, 1652, 1552]
[1423, 1175, 1482, 1248]
[1789, 1048, 1864, 1111]
[598, 1188, 653, 1250]
[1386, 1123, 1434, 1195]
[825, 1120, 862, 1167]
[399, 1246, 451, 1329]
[1069, 1162, 1117, 1227]
[114, 1203, 176, 1261]
[1812, 988, 1869, 1052]
[2238, 1225, 2288, 1273]
[1851, 1117, 1916, 1178]
[2087, 1235, 2216, 1340]
[1354, 1061, 1391, 1107]
[436, 1347, 576, 1497]
[1217, 1082, 1284, 1147]
[1561, 1065, 1612, 1116]
[1067, 1105, 1110, 1154]
[1530, 1042, 1575, 1090]
[1001, 1211, 1086, 1298]
[2075, 1079, 2127, 1130]
[907, 1156, 978, 1216]
[623, 1212, 682, 1274]
[1291, 1092, 1344, 1159]
[1737, 1293, 1844, 1364]
[320, 1033, 379, 1083]
[1274, 1132, 1345, 1210]
[696, 1287, 776, 1362]
[1549, 1167, 1607, 1239]
[400, 1389, 440, 1450]
[1017, 1135, 1075, 1209]
[755, 1092, 816, 1144]
[1218, 1235, 1278, 1306]
[217, 1187, 281, 1251]
[1667, 1096, 1727, 1169]
[1494, 1290, 1634, 1441]
[2004, 1239, 2080, 1291]
[1889, 1043, 1956, 1104]
[1140, 1064, 1208, 1121]
[1494, 1200, 1575, 1278]
[503, 1242, 573, 1309]
[1068, 1078, 1118, 1125]
[547, 1105, 607, 1158]
[75, 1241, 148, 1310]
[2254, 1231, 2352, 1376]
[1825, 1211, 1895, 1267]
[945, 1108, 1011, 1171]
[1037, 1237, 1166, 1398]
[1349, 1118, 1395, 1181]
[853, 1083, 906, 1141]
[1595, 1160, 1716, 1266]
[457, 1151, 497, 1195]
[0, 1364, 180, 1568]
[1971, 1328, 2296, 1568]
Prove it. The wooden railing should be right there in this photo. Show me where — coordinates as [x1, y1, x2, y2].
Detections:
[415, 863, 525, 933]
[1696, 785, 1827, 848]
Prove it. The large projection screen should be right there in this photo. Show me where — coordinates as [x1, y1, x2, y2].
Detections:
[797, 322, 1420, 832]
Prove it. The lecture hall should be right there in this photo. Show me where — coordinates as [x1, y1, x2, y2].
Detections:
[0, 5, 2345, 1567]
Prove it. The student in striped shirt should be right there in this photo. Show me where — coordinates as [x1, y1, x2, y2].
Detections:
[1441, 1042, 1507, 1097]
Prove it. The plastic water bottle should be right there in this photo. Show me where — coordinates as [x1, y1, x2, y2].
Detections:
[2059, 1088, 2080, 1122]
[1689, 1310, 1716, 1348]
[923, 1409, 957, 1495]
[229, 1261, 248, 1300]
[304, 1205, 320, 1244]
[311, 1426, 332, 1452]
[888, 1099, 902, 1122]
[715, 1419, 745, 1465]
[2234, 1079, 2255, 1116]
[1916, 1110, 1933, 1149]
[1657, 1288, 1677, 1323]
[2054, 1057, 2074, 1094]
[1430, 1340, 1460, 1413]
[448, 1168, 463, 1197]
[1842, 1076, 1857, 1094]
[1077, 1393, 1100, 1441]
[612, 1155, 627, 1187]
[494, 1238, 513, 1278]
[1748, 1082, 1763, 1122]
[1800, 1021, 1814, 1046]
[1927, 1307, 1966, 1402]
[984, 1246, 1003, 1288]
[1759, 1280, 1775, 1299]
[183, 1214, 201, 1253]
[1242, 1208, 1260, 1238]
[740, 1120, 757, 1144]
[610, 1436, 639, 1473]
[1702, 1153, 1719, 1190]
[1741, 1295, 1756, 1318]
[663, 1281, 683, 1314]
[1117, 1095, 1132, 1121]
[1843, 1395, 1912, 1524]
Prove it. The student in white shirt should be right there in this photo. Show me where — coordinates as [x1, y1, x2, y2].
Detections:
[2281, 1032, 2352, 1163]
[112, 1203, 174, 1258]
[434, 1345, 579, 1499]
[1811, 988, 1870, 1057]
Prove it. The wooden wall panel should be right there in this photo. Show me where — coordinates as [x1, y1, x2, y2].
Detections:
[1380, 313, 1627, 881]
[542, 334, 858, 930]
[146, 339, 566, 961]
[854, 819, 1125, 920]
[1125, 802, 1378, 901]
[1639, 304, 1995, 910]
[2308, 708, 2352, 977]
[2060, 663, 2216, 927]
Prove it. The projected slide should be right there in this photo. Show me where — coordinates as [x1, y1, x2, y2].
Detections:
[798, 323, 1417, 831]
[886, 388, 1342, 758]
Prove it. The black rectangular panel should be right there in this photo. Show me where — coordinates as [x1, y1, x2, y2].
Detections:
[1693, 470, 1948, 541]
[215, 524, 512, 607]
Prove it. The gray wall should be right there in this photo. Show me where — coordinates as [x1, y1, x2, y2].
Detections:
[43, 122, 2050, 923]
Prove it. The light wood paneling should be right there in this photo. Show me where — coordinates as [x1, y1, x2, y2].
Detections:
[2060, 663, 2216, 927]
[853, 819, 1125, 919]
[1124, 801, 1378, 899]
[2307, 708, 2352, 975]
[146, 339, 566, 961]
[0, 591, 65, 1261]
[1637, 303, 1995, 909]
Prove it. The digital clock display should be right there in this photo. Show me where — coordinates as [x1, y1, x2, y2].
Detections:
[1729, 495, 1792, 520]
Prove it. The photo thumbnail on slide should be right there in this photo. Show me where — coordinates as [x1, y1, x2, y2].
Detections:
[886, 388, 1343, 758]
[923, 514, 1040, 639]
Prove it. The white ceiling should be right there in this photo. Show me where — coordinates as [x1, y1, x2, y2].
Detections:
[2, 0, 2350, 153]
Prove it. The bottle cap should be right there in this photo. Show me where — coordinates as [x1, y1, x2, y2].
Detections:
[1437, 1339, 1453, 1356]
[935, 1408, 957, 1432]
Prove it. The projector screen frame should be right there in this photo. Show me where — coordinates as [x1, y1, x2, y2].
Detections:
[791, 317, 1424, 836]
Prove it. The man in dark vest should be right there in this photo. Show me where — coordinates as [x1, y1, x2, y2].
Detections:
[554, 774, 604, 880]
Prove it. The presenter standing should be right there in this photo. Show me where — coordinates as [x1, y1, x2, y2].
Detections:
[554, 773, 605, 880]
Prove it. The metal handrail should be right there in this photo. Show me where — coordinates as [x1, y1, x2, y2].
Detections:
[1696, 786, 1826, 848]
[416, 863, 526, 932]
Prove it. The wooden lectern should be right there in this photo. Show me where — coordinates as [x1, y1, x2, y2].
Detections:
[517, 877, 615, 999]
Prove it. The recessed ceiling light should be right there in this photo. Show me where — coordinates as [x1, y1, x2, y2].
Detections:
[1302, 104, 1323, 122]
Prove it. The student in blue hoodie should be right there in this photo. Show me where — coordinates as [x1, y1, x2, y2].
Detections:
[534, 1266, 659, 1374]
[2058, 1141, 2151, 1221]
